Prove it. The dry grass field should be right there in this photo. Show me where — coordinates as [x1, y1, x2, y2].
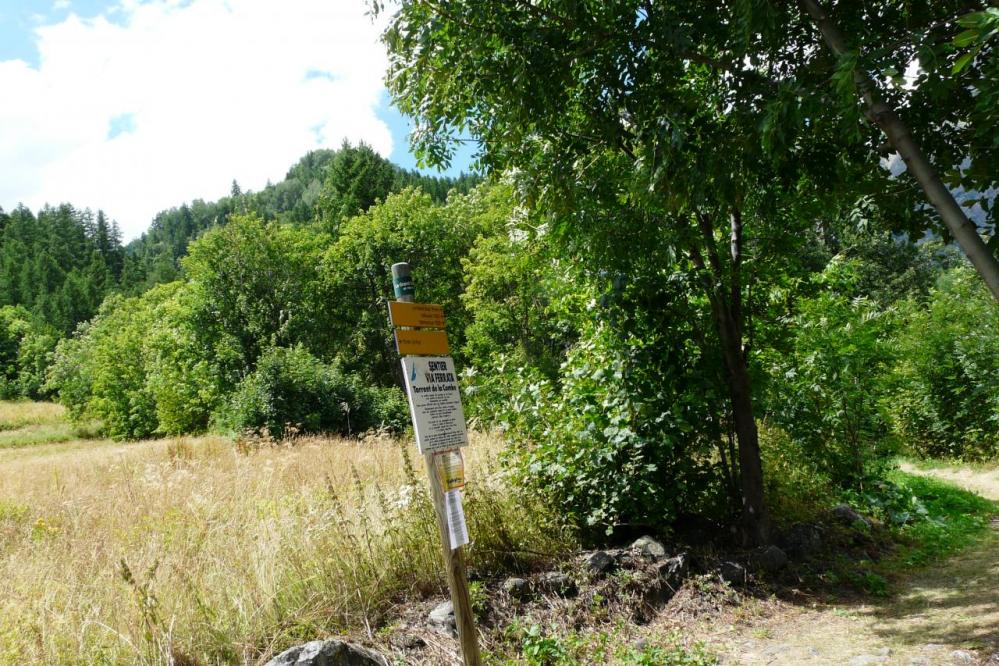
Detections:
[0, 402, 569, 665]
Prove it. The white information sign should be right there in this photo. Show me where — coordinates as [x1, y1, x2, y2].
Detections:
[401, 355, 469, 454]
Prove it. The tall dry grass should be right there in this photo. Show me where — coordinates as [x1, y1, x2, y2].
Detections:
[0, 423, 574, 664]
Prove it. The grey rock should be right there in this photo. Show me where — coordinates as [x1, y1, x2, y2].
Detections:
[924, 644, 945, 652]
[875, 647, 892, 656]
[807, 647, 821, 657]
[389, 634, 425, 651]
[719, 561, 747, 585]
[760, 645, 791, 657]
[832, 504, 872, 528]
[615, 550, 637, 569]
[749, 545, 788, 573]
[848, 655, 888, 666]
[633, 639, 650, 652]
[264, 640, 389, 666]
[428, 601, 456, 635]
[502, 577, 532, 600]
[908, 658, 930, 666]
[537, 571, 578, 598]
[639, 554, 690, 610]
[584, 550, 616, 575]
[655, 554, 689, 590]
[951, 650, 975, 663]
[631, 536, 667, 560]
[782, 523, 823, 557]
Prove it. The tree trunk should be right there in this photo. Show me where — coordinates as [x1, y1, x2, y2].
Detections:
[715, 299, 771, 546]
[799, 0, 999, 302]
[688, 212, 771, 545]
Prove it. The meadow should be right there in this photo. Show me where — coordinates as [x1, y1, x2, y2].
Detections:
[0, 401, 570, 665]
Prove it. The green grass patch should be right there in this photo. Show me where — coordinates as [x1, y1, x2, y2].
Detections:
[0, 422, 99, 449]
[898, 456, 999, 473]
[0, 401, 67, 431]
[0, 401, 100, 448]
[488, 622, 717, 665]
[882, 471, 997, 570]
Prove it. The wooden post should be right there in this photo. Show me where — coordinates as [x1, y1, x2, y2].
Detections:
[391, 262, 482, 666]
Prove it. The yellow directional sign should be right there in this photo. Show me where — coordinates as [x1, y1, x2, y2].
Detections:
[389, 301, 446, 328]
[395, 329, 450, 356]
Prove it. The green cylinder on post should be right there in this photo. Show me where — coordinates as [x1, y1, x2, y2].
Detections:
[392, 262, 415, 302]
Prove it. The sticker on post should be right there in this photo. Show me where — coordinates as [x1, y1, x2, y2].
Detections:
[401, 356, 469, 454]
[434, 449, 466, 491]
[444, 488, 469, 549]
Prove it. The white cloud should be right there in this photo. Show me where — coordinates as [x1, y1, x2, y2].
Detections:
[0, 0, 392, 239]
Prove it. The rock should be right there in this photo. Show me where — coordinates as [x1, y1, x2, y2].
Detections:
[951, 650, 974, 663]
[388, 634, 425, 651]
[428, 601, 456, 635]
[537, 571, 578, 597]
[848, 655, 888, 666]
[638, 553, 689, 611]
[633, 639, 649, 652]
[923, 644, 945, 652]
[264, 640, 389, 666]
[584, 550, 616, 575]
[631, 536, 667, 560]
[807, 647, 821, 657]
[875, 647, 892, 656]
[719, 561, 747, 585]
[832, 504, 872, 529]
[781, 523, 823, 557]
[749, 545, 788, 573]
[502, 577, 532, 600]
[655, 553, 689, 590]
[908, 658, 930, 666]
[760, 645, 791, 657]
[616, 550, 637, 569]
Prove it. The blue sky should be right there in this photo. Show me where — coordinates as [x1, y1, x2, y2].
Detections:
[0, 0, 476, 239]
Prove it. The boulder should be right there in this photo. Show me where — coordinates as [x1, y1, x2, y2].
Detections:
[428, 601, 456, 635]
[536, 571, 578, 598]
[641, 554, 690, 609]
[631, 536, 667, 560]
[264, 640, 389, 666]
[781, 523, 823, 557]
[502, 577, 532, 600]
[749, 545, 788, 573]
[719, 561, 747, 585]
[832, 504, 872, 529]
[584, 550, 616, 575]
[388, 634, 425, 651]
[655, 553, 689, 590]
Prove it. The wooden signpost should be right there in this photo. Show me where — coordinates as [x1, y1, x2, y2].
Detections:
[390, 262, 481, 666]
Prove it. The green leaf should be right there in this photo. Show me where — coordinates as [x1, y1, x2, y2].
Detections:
[952, 52, 975, 74]
[952, 29, 980, 48]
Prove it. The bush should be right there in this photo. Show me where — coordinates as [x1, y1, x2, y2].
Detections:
[0, 306, 58, 400]
[758, 423, 836, 524]
[762, 269, 899, 490]
[500, 320, 727, 536]
[215, 345, 408, 438]
[890, 266, 999, 461]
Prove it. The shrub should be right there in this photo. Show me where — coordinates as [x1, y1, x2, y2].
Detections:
[215, 345, 408, 438]
[762, 272, 899, 490]
[758, 423, 836, 524]
[500, 320, 727, 536]
[0, 306, 58, 400]
[890, 266, 999, 461]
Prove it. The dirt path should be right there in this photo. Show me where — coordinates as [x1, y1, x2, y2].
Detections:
[681, 463, 999, 665]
